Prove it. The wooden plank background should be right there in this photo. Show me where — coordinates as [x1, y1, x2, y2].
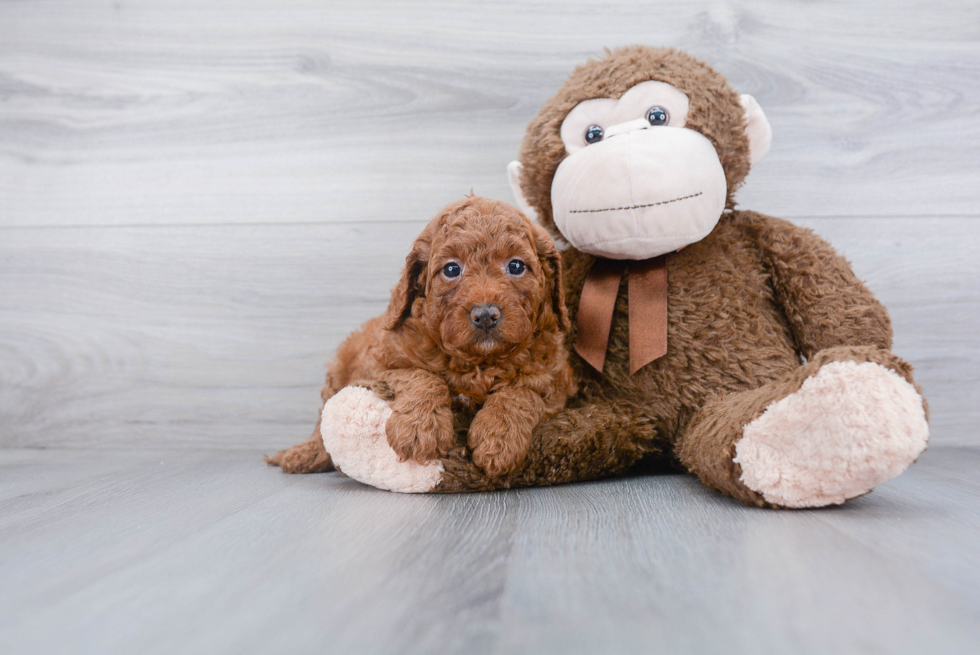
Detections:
[1, 0, 978, 449]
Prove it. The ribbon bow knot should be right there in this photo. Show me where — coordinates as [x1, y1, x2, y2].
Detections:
[574, 255, 668, 374]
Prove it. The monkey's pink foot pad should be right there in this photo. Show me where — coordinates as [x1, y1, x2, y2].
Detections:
[321, 386, 443, 493]
[734, 361, 929, 508]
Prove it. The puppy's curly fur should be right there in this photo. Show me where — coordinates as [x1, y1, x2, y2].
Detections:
[267, 196, 576, 478]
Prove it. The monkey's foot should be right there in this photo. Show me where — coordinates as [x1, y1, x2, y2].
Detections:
[733, 361, 929, 508]
[321, 386, 443, 493]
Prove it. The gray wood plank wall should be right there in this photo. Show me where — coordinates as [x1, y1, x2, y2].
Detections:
[2, 0, 978, 449]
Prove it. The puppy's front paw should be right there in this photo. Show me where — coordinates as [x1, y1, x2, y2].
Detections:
[385, 404, 454, 464]
[468, 406, 531, 478]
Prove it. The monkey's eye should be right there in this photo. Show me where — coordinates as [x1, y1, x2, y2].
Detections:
[646, 106, 669, 126]
[584, 124, 604, 144]
[507, 259, 526, 276]
[442, 262, 462, 279]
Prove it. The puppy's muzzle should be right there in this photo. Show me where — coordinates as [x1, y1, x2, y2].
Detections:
[470, 304, 501, 331]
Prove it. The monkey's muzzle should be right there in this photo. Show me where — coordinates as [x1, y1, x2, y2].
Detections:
[551, 126, 727, 260]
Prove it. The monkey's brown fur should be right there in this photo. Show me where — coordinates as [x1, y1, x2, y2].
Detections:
[271, 47, 925, 507]
[267, 196, 575, 478]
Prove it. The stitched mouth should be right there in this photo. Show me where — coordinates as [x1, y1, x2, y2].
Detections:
[569, 191, 703, 214]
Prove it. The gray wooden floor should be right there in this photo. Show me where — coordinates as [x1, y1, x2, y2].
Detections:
[3, 1, 980, 653]
[1, 445, 979, 654]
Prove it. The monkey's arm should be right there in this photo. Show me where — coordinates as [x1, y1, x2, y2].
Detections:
[378, 368, 455, 464]
[739, 210, 892, 358]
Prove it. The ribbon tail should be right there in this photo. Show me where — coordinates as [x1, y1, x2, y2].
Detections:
[574, 258, 625, 373]
[628, 255, 668, 374]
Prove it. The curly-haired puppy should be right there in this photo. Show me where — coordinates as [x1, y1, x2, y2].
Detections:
[267, 196, 575, 478]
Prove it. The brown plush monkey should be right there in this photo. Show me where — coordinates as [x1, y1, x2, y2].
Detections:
[271, 46, 929, 508]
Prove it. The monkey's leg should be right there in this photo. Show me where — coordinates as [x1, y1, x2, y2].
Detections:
[439, 398, 662, 492]
[320, 384, 662, 493]
[676, 345, 929, 508]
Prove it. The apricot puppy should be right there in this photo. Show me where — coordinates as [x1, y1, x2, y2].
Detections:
[268, 196, 575, 478]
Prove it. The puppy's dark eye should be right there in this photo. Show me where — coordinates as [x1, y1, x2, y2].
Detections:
[507, 260, 526, 276]
[584, 124, 604, 144]
[443, 262, 461, 278]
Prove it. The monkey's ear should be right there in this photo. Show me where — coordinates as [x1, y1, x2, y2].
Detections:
[383, 240, 429, 331]
[739, 94, 772, 166]
[533, 225, 570, 332]
[507, 160, 539, 223]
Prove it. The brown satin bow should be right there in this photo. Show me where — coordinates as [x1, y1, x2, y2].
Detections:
[574, 255, 668, 374]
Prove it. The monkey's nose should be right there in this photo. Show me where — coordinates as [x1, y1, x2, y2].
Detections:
[470, 304, 501, 330]
[604, 117, 651, 138]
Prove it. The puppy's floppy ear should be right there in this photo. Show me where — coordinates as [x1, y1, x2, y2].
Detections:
[383, 235, 430, 331]
[532, 224, 569, 332]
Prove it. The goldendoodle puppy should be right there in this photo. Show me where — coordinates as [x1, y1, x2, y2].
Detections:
[267, 196, 575, 478]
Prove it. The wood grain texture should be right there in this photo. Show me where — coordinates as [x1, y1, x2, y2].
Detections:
[1, 0, 978, 226]
[1, 217, 977, 448]
[1, 446, 979, 654]
[1, 0, 978, 449]
[0, 221, 423, 448]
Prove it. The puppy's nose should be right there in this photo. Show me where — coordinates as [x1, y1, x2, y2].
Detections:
[470, 304, 501, 330]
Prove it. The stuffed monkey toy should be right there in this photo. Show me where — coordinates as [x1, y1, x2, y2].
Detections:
[269, 46, 929, 508]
